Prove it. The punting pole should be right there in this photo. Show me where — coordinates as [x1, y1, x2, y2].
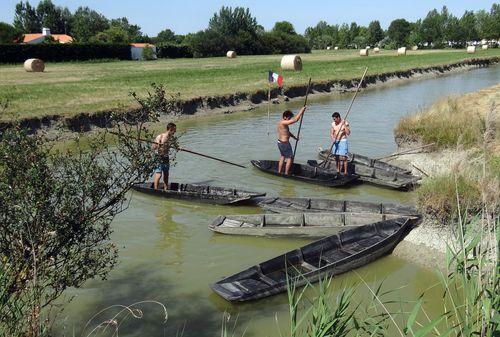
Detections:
[107, 131, 246, 169]
[291, 77, 313, 161]
[322, 67, 368, 166]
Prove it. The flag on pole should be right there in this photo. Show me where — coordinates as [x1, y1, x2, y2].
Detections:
[268, 70, 283, 86]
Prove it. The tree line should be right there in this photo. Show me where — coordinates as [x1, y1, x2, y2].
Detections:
[305, 4, 500, 49]
[0, 1, 498, 57]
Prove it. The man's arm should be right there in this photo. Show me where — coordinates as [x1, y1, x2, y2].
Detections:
[282, 107, 306, 125]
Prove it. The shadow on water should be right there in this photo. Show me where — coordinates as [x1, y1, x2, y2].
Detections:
[57, 265, 223, 337]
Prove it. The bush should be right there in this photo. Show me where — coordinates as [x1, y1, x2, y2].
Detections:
[156, 43, 193, 58]
[0, 43, 131, 63]
[141, 46, 155, 60]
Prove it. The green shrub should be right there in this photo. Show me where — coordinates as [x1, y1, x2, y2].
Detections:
[156, 43, 193, 58]
[141, 46, 155, 60]
[0, 43, 131, 63]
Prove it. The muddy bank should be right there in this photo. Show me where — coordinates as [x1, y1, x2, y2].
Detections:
[1, 56, 498, 136]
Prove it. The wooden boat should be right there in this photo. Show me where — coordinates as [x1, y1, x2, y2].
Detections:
[132, 182, 265, 205]
[318, 149, 411, 175]
[308, 159, 420, 190]
[210, 217, 419, 302]
[258, 197, 418, 216]
[250, 160, 358, 187]
[209, 212, 420, 238]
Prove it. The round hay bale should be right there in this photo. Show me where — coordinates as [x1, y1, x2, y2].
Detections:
[24, 58, 45, 72]
[281, 55, 302, 71]
[467, 46, 476, 53]
[365, 46, 371, 49]
[359, 49, 369, 56]
[226, 51, 237, 58]
[397, 47, 407, 55]
[326, 46, 331, 50]
[411, 45, 418, 51]
[373, 47, 380, 53]
[334, 46, 339, 50]
[482, 44, 488, 50]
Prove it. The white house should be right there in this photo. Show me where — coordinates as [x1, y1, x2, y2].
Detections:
[21, 28, 73, 44]
[130, 43, 157, 60]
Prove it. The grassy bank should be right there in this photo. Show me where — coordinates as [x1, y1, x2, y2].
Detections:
[1, 48, 499, 121]
[395, 84, 499, 221]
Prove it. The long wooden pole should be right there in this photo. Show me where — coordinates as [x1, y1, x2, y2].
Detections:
[322, 67, 368, 165]
[177, 148, 246, 168]
[267, 81, 271, 136]
[375, 143, 436, 160]
[292, 77, 312, 160]
[108, 131, 246, 168]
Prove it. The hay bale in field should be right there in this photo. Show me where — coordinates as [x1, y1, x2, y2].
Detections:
[373, 47, 380, 53]
[24, 58, 45, 72]
[226, 50, 237, 58]
[281, 55, 302, 71]
[365, 46, 371, 49]
[467, 46, 476, 53]
[412, 46, 418, 51]
[326, 46, 331, 50]
[397, 47, 407, 55]
[482, 44, 488, 50]
[359, 49, 369, 56]
[334, 46, 339, 50]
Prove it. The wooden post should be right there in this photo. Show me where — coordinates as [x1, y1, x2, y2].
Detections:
[292, 78, 313, 160]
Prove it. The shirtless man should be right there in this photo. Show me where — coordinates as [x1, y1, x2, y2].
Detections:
[152, 122, 177, 190]
[277, 107, 306, 175]
[330, 112, 350, 175]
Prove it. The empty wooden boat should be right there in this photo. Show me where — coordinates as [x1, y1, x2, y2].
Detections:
[318, 149, 412, 175]
[132, 182, 265, 205]
[308, 159, 420, 190]
[210, 217, 419, 302]
[258, 197, 418, 216]
[251, 160, 358, 187]
[209, 212, 419, 238]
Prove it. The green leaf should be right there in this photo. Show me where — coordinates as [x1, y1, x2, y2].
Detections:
[406, 298, 422, 334]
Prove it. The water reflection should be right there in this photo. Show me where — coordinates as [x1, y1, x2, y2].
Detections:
[56, 66, 499, 337]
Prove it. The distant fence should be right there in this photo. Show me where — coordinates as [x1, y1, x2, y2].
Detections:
[0, 43, 131, 63]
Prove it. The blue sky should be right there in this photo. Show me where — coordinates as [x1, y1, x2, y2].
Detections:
[1, 0, 496, 36]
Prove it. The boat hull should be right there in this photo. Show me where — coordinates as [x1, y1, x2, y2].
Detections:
[132, 182, 265, 205]
[258, 197, 419, 215]
[209, 212, 417, 238]
[251, 160, 358, 187]
[211, 217, 419, 302]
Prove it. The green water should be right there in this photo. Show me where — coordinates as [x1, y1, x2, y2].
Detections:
[56, 66, 499, 336]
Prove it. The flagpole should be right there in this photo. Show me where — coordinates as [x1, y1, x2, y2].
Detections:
[267, 81, 271, 136]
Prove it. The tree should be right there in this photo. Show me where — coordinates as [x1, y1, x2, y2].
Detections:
[367, 20, 384, 46]
[420, 9, 444, 46]
[70, 6, 109, 42]
[460, 10, 478, 42]
[349, 22, 359, 46]
[110, 17, 143, 42]
[91, 26, 129, 43]
[408, 19, 424, 47]
[338, 23, 350, 48]
[156, 28, 176, 43]
[387, 18, 411, 47]
[0, 22, 22, 43]
[0, 85, 180, 336]
[208, 6, 258, 37]
[36, 0, 71, 34]
[272, 21, 296, 35]
[13, 1, 40, 33]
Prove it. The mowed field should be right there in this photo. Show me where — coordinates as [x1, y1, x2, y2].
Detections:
[1, 48, 499, 120]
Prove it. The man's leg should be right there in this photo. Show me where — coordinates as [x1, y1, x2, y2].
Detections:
[342, 157, 348, 175]
[162, 170, 169, 191]
[285, 158, 293, 175]
[153, 172, 161, 189]
[335, 156, 341, 173]
[278, 156, 285, 173]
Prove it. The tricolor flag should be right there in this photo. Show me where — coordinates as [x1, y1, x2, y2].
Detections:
[268, 70, 283, 87]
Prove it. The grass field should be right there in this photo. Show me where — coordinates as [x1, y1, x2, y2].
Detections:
[1, 48, 499, 121]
